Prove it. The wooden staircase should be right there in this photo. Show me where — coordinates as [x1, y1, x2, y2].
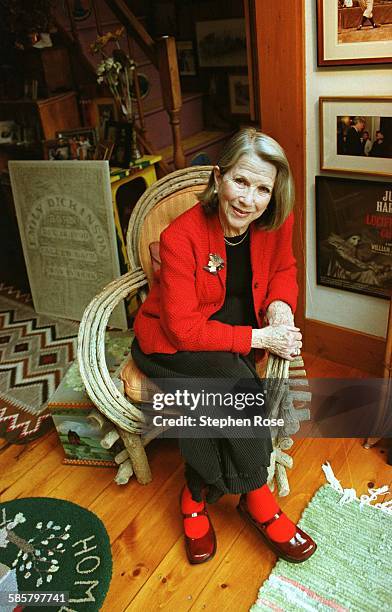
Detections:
[53, 0, 232, 174]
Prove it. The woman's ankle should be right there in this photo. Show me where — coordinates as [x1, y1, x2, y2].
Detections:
[246, 485, 297, 543]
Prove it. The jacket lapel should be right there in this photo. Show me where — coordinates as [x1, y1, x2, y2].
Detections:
[250, 222, 269, 287]
[206, 211, 226, 289]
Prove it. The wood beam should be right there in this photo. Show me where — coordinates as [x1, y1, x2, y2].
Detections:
[252, 0, 306, 334]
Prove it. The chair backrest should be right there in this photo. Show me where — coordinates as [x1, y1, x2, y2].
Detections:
[126, 166, 212, 287]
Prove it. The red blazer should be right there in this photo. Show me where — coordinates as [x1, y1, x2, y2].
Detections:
[134, 202, 298, 355]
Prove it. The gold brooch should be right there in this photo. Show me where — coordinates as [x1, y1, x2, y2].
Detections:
[203, 253, 225, 275]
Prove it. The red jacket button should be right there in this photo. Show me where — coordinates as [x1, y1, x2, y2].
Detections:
[254, 282, 259, 289]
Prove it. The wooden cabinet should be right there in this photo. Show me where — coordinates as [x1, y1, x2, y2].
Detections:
[0, 92, 81, 171]
[0, 91, 81, 142]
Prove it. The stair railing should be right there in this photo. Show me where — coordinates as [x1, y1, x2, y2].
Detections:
[103, 0, 186, 169]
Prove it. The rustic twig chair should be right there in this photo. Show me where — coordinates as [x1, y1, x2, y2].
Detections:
[77, 166, 310, 494]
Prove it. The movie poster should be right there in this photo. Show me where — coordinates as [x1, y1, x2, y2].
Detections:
[316, 176, 392, 299]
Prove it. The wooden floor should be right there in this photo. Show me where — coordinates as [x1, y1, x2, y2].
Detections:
[1, 352, 391, 612]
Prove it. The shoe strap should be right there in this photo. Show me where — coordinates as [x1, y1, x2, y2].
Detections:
[258, 509, 283, 528]
[182, 507, 208, 519]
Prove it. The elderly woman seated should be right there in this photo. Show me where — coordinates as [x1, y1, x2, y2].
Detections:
[131, 128, 317, 565]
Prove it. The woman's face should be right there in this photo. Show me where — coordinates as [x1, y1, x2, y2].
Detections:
[214, 153, 277, 237]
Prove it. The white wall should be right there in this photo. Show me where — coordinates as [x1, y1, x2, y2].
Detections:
[305, 0, 391, 338]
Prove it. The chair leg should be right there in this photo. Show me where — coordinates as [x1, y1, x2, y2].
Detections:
[117, 428, 152, 484]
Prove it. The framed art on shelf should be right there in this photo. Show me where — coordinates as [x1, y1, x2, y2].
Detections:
[43, 139, 71, 160]
[316, 175, 392, 300]
[91, 97, 118, 139]
[104, 121, 132, 168]
[317, 0, 392, 66]
[56, 127, 97, 160]
[320, 96, 392, 176]
[196, 19, 247, 67]
[228, 74, 250, 114]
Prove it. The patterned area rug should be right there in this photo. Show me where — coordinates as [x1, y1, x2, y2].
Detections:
[0, 286, 78, 444]
[252, 482, 392, 611]
[0, 497, 112, 611]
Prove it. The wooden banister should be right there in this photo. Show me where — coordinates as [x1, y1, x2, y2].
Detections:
[157, 36, 186, 169]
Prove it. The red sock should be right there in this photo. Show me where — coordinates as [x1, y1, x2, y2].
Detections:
[246, 485, 297, 543]
[181, 486, 209, 539]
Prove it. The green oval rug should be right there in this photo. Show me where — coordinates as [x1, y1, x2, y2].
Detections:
[0, 497, 112, 611]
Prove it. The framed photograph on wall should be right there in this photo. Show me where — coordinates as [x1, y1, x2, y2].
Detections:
[176, 41, 197, 76]
[316, 175, 392, 299]
[317, 0, 392, 66]
[320, 96, 392, 176]
[196, 19, 247, 67]
[228, 74, 250, 114]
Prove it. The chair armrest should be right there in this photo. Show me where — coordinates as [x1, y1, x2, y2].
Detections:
[78, 268, 149, 432]
[265, 353, 290, 379]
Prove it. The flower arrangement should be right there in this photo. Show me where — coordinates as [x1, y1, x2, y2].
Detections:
[91, 27, 136, 121]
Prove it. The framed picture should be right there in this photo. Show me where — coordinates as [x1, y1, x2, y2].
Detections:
[176, 41, 197, 76]
[228, 74, 250, 114]
[196, 19, 247, 67]
[317, 0, 392, 66]
[320, 96, 392, 176]
[56, 127, 97, 160]
[94, 140, 115, 161]
[0, 121, 18, 143]
[316, 175, 392, 299]
[90, 98, 118, 139]
[104, 121, 132, 168]
[43, 139, 71, 161]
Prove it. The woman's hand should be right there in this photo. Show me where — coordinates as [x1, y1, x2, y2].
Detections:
[251, 325, 302, 360]
[266, 300, 294, 327]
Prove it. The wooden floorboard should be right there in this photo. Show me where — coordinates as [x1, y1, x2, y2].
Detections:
[1, 352, 390, 612]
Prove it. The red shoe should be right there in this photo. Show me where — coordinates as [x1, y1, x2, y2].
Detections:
[237, 494, 317, 563]
[180, 488, 216, 565]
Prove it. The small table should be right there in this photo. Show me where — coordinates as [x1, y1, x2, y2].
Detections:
[110, 155, 161, 270]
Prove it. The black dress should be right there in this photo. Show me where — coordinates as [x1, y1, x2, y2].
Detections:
[131, 230, 273, 503]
